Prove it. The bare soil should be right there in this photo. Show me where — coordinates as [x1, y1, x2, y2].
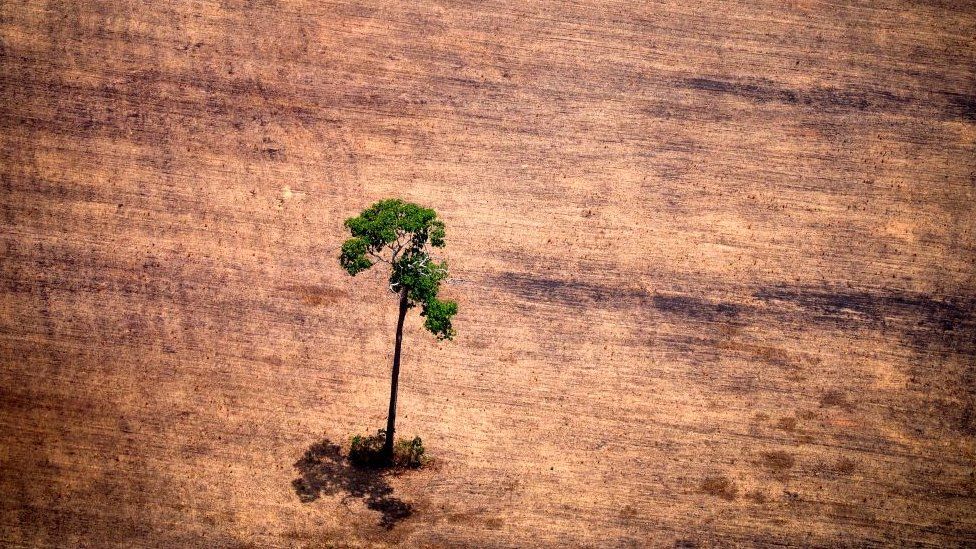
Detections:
[2, 0, 975, 546]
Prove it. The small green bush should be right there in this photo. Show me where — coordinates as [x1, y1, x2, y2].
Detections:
[349, 429, 388, 468]
[393, 436, 425, 468]
[348, 430, 428, 469]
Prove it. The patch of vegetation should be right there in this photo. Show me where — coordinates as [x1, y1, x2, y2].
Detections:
[349, 430, 388, 468]
[349, 430, 427, 469]
[393, 436, 426, 468]
[700, 475, 738, 501]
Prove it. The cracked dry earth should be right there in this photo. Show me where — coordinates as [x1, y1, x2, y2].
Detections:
[1, 0, 975, 547]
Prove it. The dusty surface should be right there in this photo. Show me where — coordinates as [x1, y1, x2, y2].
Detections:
[2, 0, 976, 546]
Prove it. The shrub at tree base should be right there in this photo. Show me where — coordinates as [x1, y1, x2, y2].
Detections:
[393, 436, 425, 468]
[349, 430, 426, 469]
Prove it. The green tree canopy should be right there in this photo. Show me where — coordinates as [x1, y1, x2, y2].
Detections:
[339, 199, 457, 340]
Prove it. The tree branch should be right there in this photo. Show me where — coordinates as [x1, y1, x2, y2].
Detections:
[390, 234, 410, 262]
[368, 250, 390, 264]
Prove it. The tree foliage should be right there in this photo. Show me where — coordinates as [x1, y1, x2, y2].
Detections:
[339, 199, 457, 340]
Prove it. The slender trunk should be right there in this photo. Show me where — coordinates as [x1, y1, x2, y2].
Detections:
[384, 286, 409, 461]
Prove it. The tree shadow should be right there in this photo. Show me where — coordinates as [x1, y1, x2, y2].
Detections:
[291, 440, 413, 529]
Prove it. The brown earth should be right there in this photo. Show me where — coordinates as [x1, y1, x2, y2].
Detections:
[2, 0, 976, 546]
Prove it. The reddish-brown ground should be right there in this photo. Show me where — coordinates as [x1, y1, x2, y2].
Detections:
[2, 0, 975, 546]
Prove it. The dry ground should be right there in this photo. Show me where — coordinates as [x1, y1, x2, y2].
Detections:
[2, 0, 976, 546]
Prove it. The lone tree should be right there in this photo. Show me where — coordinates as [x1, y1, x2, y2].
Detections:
[339, 199, 458, 461]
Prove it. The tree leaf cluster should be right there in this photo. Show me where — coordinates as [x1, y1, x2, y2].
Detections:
[339, 198, 458, 340]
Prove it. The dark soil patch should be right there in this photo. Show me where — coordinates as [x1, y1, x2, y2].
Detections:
[820, 390, 854, 411]
[700, 475, 738, 501]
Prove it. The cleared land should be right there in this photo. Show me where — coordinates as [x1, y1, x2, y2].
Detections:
[2, 0, 975, 546]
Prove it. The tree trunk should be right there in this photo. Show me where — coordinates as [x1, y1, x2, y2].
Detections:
[384, 286, 409, 461]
